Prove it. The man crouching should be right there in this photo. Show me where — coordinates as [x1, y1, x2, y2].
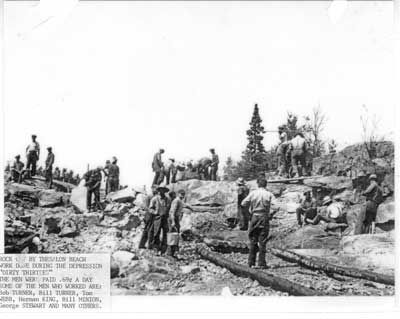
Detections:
[241, 177, 275, 269]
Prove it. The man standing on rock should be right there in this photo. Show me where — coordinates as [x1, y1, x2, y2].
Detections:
[108, 156, 120, 193]
[236, 178, 250, 230]
[53, 167, 61, 181]
[148, 184, 171, 254]
[241, 177, 275, 269]
[83, 166, 103, 212]
[209, 148, 219, 181]
[11, 155, 25, 183]
[277, 129, 290, 178]
[152, 149, 165, 186]
[165, 158, 177, 184]
[166, 189, 193, 258]
[289, 132, 308, 177]
[45, 147, 55, 189]
[362, 174, 384, 234]
[296, 191, 318, 227]
[26, 134, 40, 177]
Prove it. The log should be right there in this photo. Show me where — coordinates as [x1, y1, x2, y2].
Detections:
[197, 245, 328, 296]
[267, 175, 323, 184]
[271, 247, 394, 286]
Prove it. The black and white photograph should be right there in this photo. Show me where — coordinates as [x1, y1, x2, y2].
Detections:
[1, 0, 398, 311]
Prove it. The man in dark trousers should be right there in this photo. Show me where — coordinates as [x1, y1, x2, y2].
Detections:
[26, 134, 40, 177]
[11, 155, 25, 183]
[152, 149, 165, 186]
[295, 191, 318, 227]
[44, 147, 55, 189]
[362, 174, 384, 234]
[241, 177, 275, 269]
[103, 160, 111, 194]
[83, 167, 103, 212]
[289, 132, 308, 177]
[148, 184, 171, 254]
[236, 178, 250, 230]
[209, 148, 219, 181]
[107, 156, 120, 193]
[139, 187, 157, 249]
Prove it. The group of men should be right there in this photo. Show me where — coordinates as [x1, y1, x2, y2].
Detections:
[139, 184, 193, 258]
[8, 135, 55, 188]
[296, 174, 383, 234]
[276, 129, 309, 178]
[52, 168, 80, 185]
[151, 148, 219, 186]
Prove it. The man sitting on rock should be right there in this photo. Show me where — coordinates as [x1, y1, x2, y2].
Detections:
[296, 191, 317, 227]
[362, 174, 384, 234]
[11, 155, 26, 183]
[306, 196, 348, 233]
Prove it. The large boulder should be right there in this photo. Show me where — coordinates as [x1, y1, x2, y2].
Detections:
[106, 188, 136, 203]
[70, 186, 87, 213]
[112, 251, 138, 276]
[303, 176, 352, 192]
[343, 204, 365, 236]
[376, 200, 395, 232]
[5, 183, 40, 205]
[340, 232, 395, 274]
[38, 189, 70, 208]
[274, 225, 341, 249]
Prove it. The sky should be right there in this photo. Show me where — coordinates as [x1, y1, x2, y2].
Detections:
[3, 1, 395, 188]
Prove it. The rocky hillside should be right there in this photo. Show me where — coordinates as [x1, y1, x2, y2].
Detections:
[3, 141, 395, 295]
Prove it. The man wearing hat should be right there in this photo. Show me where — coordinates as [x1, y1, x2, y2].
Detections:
[289, 132, 308, 177]
[45, 147, 55, 188]
[209, 148, 219, 181]
[26, 134, 40, 177]
[152, 149, 165, 186]
[362, 174, 383, 234]
[148, 183, 171, 253]
[296, 190, 318, 227]
[107, 156, 120, 193]
[236, 178, 250, 230]
[11, 155, 25, 183]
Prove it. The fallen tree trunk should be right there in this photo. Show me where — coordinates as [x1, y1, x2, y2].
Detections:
[197, 245, 328, 296]
[271, 247, 394, 286]
[267, 176, 323, 184]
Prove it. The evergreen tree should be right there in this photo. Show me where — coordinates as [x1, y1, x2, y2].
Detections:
[244, 104, 266, 157]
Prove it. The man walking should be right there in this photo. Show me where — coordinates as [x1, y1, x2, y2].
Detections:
[209, 148, 219, 181]
[241, 177, 276, 269]
[108, 156, 120, 193]
[289, 132, 308, 177]
[362, 174, 384, 234]
[83, 167, 103, 212]
[236, 178, 250, 230]
[148, 184, 170, 254]
[26, 134, 40, 177]
[44, 147, 55, 189]
[152, 149, 165, 186]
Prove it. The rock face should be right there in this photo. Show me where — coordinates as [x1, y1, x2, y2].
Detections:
[106, 188, 137, 203]
[70, 186, 87, 213]
[375, 200, 395, 232]
[340, 232, 395, 274]
[38, 190, 70, 208]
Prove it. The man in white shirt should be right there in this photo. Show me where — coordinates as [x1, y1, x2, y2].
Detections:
[241, 177, 276, 268]
[26, 134, 40, 177]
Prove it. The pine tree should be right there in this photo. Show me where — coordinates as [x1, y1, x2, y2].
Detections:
[234, 103, 268, 180]
[244, 103, 266, 158]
